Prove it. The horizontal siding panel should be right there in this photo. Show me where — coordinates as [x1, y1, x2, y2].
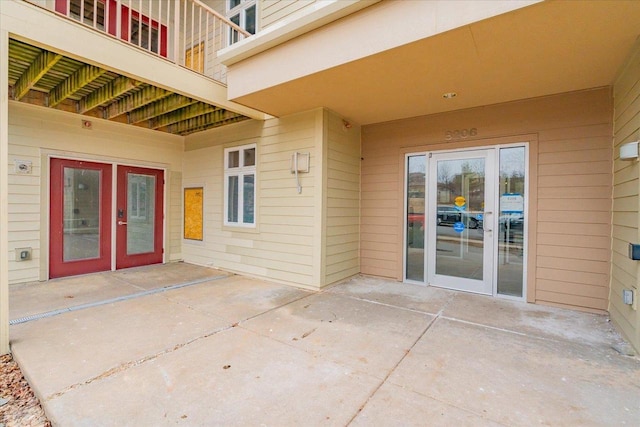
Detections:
[327, 178, 359, 191]
[536, 222, 610, 237]
[537, 210, 610, 224]
[537, 267, 608, 287]
[538, 174, 611, 187]
[613, 158, 637, 177]
[537, 186, 610, 199]
[360, 232, 398, 244]
[536, 245, 610, 262]
[228, 246, 312, 266]
[537, 233, 610, 248]
[536, 199, 610, 211]
[360, 265, 396, 279]
[612, 179, 638, 198]
[538, 148, 611, 164]
[360, 241, 398, 253]
[537, 256, 609, 274]
[612, 211, 637, 228]
[538, 129, 612, 146]
[538, 161, 610, 175]
[613, 195, 638, 212]
[362, 181, 397, 192]
[536, 279, 609, 299]
[327, 198, 359, 209]
[612, 224, 636, 243]
[538, 136, 612, 154]
[536, 290, 608, 311]
[611, 251, 638, 280]
[326, 217, 359, 227]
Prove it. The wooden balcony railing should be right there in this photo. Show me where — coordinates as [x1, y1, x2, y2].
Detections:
[25, 0, 251, 84]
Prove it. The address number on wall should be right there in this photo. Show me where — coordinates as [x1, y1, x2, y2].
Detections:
[445, 128, 478, 141]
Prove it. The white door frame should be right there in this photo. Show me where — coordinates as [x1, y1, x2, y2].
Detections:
[403, 143, 528, 300]
[426, 149, 495, 295]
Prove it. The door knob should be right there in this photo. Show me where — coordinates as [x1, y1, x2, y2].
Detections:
[118, 221, 128, 226]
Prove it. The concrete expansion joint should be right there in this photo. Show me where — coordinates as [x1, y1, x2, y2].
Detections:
[10, 274, 235, 326]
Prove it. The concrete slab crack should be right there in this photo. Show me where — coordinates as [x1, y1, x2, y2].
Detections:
[346, 312, 441, 426]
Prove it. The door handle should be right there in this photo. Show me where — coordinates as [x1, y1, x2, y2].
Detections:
[118, 221, 128, 226]
[483, 211, 492, 232]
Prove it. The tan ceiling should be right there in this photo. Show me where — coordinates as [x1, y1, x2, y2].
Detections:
[8, 39, 249, 135]
[230, 0, 640, 125]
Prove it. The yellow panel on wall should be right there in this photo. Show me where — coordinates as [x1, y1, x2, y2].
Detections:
[184, 187, 203, 240]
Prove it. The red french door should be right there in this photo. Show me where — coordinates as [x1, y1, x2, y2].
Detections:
[49, 159, 112, 278]
[50, 160, 164, 278]
[115, 165, 164, 269]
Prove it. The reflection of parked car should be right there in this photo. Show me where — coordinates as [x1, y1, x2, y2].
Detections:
[437, 205, 482, 229]
[499, 213, 524, 231]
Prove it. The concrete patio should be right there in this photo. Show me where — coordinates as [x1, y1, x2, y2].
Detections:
[8, 263, 640, 426]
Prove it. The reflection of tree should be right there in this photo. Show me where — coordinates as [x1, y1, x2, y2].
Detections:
[437, 162, 452, 185]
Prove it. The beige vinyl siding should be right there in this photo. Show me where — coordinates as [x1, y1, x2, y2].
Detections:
[611, 40, 640, 352]
[8, 102, 184, 284]
[259, 0, 317, 30]
[323, 110, 360, 284]
[361, 88, 612, 312]
[183, 110, 322, 288]
[169, 171, 184, 260]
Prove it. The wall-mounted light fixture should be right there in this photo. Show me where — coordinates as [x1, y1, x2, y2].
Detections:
[620, 141, 639, 160]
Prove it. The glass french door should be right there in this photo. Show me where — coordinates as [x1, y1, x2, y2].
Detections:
[115, 165, 164, 269]
[50, 160, 164, 278]
[427, 150, 495, 295]
[49, 159, 112, 278]
[405, 146, 526, 297]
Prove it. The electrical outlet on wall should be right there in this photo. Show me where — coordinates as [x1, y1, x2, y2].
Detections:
[15, 247, 32, 262]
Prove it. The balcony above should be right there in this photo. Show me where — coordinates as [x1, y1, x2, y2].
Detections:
[5, 0, 266, 134]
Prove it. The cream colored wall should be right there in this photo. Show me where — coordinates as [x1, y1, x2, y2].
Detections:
[361, 88, 613, 313]
[7, 102, 184, 284]
[259, 0, 318, 30]
[611, 41, 640, 353]
[183, 108, 359, 289]
[324, 110, 360, 285]
[183, 110, 321, 287]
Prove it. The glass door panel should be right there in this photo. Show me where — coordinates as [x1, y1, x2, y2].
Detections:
[406, 155, 426, 281]
[116, 166, 164, 269]
[427, 150, 494, 294]
[50, 159, 112, 278]
[126, 173, 156, 255]
[497, 147, 526, 297]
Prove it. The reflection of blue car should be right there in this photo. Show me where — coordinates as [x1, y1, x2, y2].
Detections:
[437, 206, 482, 229]
[499, 213, 524, 231]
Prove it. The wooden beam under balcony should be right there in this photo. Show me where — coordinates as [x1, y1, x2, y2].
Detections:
[79, 77, 143, 113]
[168, 109, 247, 135]
[128, 94, 197, 124]
[13, 51, 63, 101]
[48, 64, 106, 108]
[149, 103, 219, 129]
[105, 86, 171, 119]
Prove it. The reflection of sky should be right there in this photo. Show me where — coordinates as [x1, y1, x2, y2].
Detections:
[408, 155, 425, 173]
[500, 147, 525, 177]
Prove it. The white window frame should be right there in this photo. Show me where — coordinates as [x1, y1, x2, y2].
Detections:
[226, 0, 257, 46]
[224, 143, 256, 227]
